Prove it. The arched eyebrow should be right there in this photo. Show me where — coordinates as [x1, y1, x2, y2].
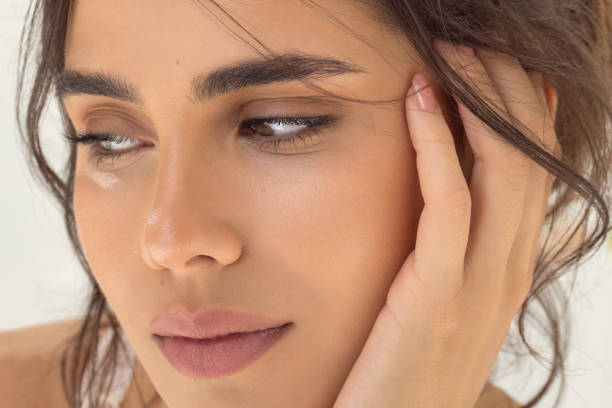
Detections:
[56, 52, 368, 107]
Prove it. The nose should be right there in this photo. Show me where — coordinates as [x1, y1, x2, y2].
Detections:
[140, 147, 243, 273]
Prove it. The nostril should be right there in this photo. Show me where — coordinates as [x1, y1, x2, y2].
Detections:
[185, 254, 216, 268]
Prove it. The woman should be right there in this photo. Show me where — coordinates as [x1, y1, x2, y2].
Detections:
[4, 0, 611, 407]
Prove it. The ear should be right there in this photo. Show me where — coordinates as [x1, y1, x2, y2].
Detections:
[542, 77, 559, 122]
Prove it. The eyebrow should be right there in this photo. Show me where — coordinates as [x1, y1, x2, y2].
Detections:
[56, 53, 367, 106]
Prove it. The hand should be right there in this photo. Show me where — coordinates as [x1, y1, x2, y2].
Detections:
[332, 40, 561, 408]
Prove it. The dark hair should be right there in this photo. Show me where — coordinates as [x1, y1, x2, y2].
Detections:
[15, 0, 612, 406]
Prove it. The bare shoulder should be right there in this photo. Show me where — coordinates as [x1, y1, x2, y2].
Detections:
[0, 317, 85, 408]
[475, 382, 523, 408]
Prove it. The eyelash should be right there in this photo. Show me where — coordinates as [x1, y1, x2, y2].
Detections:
[64, 115, 339, 167]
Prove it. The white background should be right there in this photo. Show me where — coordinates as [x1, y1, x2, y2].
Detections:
[1, 1, 611, 406]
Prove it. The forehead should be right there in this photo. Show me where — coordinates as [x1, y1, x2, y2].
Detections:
[63, 0, 411, 94]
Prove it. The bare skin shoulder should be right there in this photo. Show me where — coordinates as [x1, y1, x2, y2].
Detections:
[0, 318, 85, 408]
[475, 382, 523, 408]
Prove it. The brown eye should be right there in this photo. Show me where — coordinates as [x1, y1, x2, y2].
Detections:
[239, 115, 339, 153]
[251, 123, 274, 136]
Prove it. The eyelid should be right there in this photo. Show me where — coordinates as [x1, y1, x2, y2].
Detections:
[85, 105, 154, 129]
[235, 96, 347, 123]
[75, 96, 343, 137]
[79, 108, 156, 144]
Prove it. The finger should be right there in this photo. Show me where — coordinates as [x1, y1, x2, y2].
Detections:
[475, 52, 558, 293]
[476, 55, 560, 302]
[529, 72, 561, 158]
[402, 72, 471, 301]
[433, 40, 530, 288]
[524, 73, 562, 161]
[477, 50, 549, 150]
[506, 72, 559, 301]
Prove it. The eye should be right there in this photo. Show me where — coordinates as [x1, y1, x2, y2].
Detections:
[64, 132, 147, 167]
[64, 114, 339, 168]
[238, 115, 338, 153]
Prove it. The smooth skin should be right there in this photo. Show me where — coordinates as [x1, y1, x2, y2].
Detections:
[0, 316, 520, 407]
[56, 1, 559, 407]
[333, 41, 561, 407]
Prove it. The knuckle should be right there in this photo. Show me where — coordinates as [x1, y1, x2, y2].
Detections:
[412, 132, 456, 156]
[442, 188, 472, 218]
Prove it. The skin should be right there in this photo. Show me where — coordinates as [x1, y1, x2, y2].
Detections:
[61, 0, 559, 407]
[333, 44, 560, 407]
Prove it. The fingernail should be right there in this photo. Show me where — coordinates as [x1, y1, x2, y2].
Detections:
[412, 73, 438, 112]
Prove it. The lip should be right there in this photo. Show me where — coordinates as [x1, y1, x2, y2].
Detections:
[150, 306, 291, 339]
[150, 306, 292, 378]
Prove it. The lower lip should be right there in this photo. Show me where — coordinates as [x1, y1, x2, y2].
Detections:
[153, 323, 292, 378]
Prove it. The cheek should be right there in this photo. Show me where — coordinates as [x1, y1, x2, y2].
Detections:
[72, 160, 151, 289]
[73, 163, 163, 344]
[254, 119, 423, 398]
[290, 145, 418, 289]
[268, 123, 421, 341]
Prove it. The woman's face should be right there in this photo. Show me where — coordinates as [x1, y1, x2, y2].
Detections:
[63, 1, 463, 406]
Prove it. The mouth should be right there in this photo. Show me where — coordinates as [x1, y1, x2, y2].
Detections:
[153, 322, 293, 378]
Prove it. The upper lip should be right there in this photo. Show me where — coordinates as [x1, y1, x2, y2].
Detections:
[150, 305, 290, 340]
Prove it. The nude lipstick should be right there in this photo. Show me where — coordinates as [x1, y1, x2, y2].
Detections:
[150, 306, 292, 378]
